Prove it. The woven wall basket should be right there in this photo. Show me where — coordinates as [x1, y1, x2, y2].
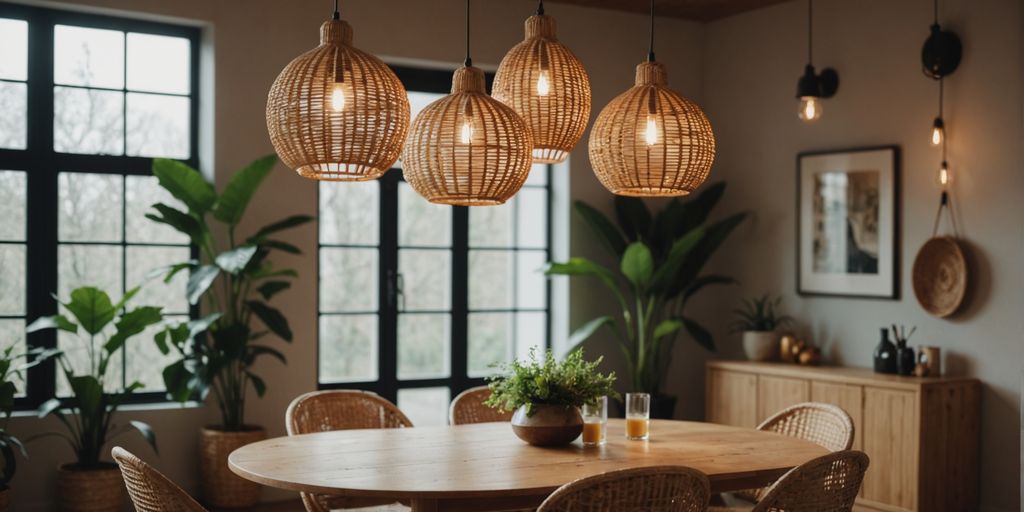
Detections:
[588, 61, 715, 197]
[402, 66, 533, 206]
[266, 19, 410, 181]
[493, 14, 591, 164]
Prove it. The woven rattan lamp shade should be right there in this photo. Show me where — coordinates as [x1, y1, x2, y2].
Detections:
[402, 66, 533, 206]
[493, 14, 591, 164]
[589, 61, 715, 196]
[266, 19, 410, 181]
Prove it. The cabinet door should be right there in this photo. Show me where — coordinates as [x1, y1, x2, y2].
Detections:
[706, 369, 757, 427]
[810, 382, 863, 450]
[757, 375, 810, 423]
[862, 387, 918, 511]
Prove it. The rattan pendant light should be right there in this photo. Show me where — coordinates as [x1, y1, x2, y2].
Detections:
[266, 1, 410, 181]
[402, 0, 533, 206]
[493, 0, 591, 164]
[588, 0, 715, 197]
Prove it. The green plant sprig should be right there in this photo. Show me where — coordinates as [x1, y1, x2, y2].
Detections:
[484, 349, 618, 416]
[730, 294, 793, 333]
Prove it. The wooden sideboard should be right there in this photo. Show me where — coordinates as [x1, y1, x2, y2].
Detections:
[705, 361, 980, 512]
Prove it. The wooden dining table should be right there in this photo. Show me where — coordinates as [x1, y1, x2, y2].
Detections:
[229, 419, 827, 512]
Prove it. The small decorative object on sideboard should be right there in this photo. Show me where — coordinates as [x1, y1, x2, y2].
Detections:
[486, 349, 617, 446]
[731, 294, 793, 362]
[797, 343, 822, 365]
[872, 327, 898, 374]
[891, 324, 918, 376]
[915, 345, 942, 377]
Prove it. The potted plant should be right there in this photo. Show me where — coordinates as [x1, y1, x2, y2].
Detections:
[485, 349, 616, 446]
[545, 183, 746, 418]
[146, 155, 310, 508]
[26, 287, 168, 512]
[0, 344, 51, 511]
[731, 294, 793, 362]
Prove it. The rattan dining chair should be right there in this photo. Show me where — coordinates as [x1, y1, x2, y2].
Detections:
[538, 465, 711, 512]
[712, 450, 870, 512]
[449, 385, 513, 425]
[112, 446, 207, 512]
[286, 390, 414, 512]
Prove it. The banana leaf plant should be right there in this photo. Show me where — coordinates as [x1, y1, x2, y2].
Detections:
[545, 182, 747, 399]
[0, 344, 53, 487]
[26, 287, 167, 468]
[146, 155, 311, 431]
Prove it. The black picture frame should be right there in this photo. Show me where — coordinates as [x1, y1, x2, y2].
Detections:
[796, 146, 900, 299]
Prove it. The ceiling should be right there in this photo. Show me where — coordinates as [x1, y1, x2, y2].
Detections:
[544, 0, 791, 22]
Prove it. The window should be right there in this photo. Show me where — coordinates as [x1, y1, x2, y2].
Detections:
[0, 3, 200, 406]
[318, 67, 552, 426]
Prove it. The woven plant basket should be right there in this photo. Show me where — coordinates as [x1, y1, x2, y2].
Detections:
[266, 18, 410, 181]
[199, 426, 266, 509]
[56, 463, 125, 512]
[402, 65, 533, 206]
[589, 61, 715, 197]
[493, 14, 591, 164]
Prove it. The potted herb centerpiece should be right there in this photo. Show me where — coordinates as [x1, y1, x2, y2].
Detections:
[27, 287, 173, 512]
[731, 294, 792, 362]
[146, 156, 310, 508]
[545, 183, 746, 418]
[485, 349, 616, 446]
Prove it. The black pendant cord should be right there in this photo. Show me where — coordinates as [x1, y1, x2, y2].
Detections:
[807, 0, 813, 64]
[647, 0, 656, 62]
[933, 0, 939, 25]
[536, 0, 544, 15]
[465, 0, 472, 67]
[332, 0, 340, 20]
[938, 78, 944, 118]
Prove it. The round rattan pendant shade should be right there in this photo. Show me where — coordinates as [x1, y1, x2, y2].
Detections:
[589, 61, 715, 196]
[266, 19, 410, 181]
[493, 14, 591, 164]
[402, 66, 533, 206]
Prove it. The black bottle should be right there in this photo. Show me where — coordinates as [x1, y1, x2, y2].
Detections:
[896, 340, 916, 376]
[873, 328, 897, 374]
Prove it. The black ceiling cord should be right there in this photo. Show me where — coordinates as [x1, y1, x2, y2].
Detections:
[465, 0, 472, 67]
[332, 0, 339, 20]
[807, 0, 813, 63]
[537, 0, 545, 16]
[647, 0, 655, 62]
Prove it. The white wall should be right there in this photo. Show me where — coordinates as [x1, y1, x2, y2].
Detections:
[700, 1, 1023, 510]
[6, 0, 704, 509]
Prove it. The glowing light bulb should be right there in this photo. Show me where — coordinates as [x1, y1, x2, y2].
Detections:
[644, 115, 658, 146]
[536, 71, 551, 97]
[330, 83, 347, 112]
[798, 96, 822, 122]
[930, 118, 944, 146]
[939, 161, 949, 187]
[460, 121, 473, 144]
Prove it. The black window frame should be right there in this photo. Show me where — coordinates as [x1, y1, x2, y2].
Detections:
[316, 65, 553, 411]
[0, 2, 201, 409]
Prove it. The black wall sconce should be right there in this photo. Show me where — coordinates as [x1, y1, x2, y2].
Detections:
[923, 0, 960, 183]
[796, 0, 838, 122]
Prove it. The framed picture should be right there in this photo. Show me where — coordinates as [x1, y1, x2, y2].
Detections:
[797, 146, 899, 299]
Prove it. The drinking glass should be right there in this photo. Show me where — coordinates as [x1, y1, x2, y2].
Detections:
[581, 396, 607, 446]
[625, 392, 650, 440]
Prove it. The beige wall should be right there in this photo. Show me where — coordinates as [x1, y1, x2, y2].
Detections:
[700, 1, 1023, 510]
[6, 0, 704, 509]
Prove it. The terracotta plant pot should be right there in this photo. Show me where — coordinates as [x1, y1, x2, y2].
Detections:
[743, 331, 778, 361]
[200, 425, 267, 508]
[511, 404, 583, 446]
[56, 462, 125, 512]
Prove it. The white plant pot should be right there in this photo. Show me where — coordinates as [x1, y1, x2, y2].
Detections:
[743, 331, 778, 361]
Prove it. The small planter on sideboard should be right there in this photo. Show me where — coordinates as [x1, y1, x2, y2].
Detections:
[705, 360, 980, 512]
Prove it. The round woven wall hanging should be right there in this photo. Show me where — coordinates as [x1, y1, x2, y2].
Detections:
[912, 191, 968, 318]
[267, 14, 410, 181]
[493, 9, 591, 164]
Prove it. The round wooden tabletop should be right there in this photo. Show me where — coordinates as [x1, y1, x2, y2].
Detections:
[229, 419, 827, 510]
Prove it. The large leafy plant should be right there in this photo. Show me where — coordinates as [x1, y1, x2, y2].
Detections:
[0, 345, 50, 487]
[485, 349, 617, 416]
[27, 287, 165, 468]
[147, 155, 311, 431]
[545, 182, 746, 396]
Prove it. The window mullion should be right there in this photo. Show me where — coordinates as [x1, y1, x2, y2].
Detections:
[378, 172, 399, 403]
[450, 205, 469, 395]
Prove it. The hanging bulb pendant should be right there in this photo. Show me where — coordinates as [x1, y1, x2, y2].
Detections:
[930, 117, 944, 146]
[798, 96, 822, 122]
[938, 160, 949, 187]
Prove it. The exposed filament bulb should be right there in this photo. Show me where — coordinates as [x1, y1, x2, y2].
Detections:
[330, 82, 347, 112]
[536, 70, 551, 97]
[930, 117, 945, 146]
[939, 161, 949, 187]
[798, 96, 822, 122]
[460, 121, 473, 144]
[644, 115, 658, 146]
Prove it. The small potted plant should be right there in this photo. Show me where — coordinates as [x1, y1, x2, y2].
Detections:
[0, 344, 51, 511]
[731, 294, 793, 362]
[27, 286, 174, 512]
[146, 155, 310, 508]
[485, 349, 616, 446]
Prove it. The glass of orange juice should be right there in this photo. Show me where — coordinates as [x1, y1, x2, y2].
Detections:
[625, 393, 650, 440]
[581, 396, 607, 446]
